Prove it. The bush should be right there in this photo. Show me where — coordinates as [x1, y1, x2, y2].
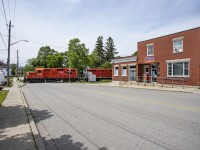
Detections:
[0, 86, 3, 90]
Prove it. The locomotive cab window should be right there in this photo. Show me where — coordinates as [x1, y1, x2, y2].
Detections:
[37, 70, 42, 74]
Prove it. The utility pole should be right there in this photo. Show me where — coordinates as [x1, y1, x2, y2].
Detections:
[7, 20, 11, 86]
[69, 65, 71, 83]
[100, 51, 102, 82]
[17, 50, 19, 80]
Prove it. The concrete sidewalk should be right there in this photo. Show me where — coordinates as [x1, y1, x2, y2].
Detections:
[0, 79, 45, 150]
[100, 81, 200, 95]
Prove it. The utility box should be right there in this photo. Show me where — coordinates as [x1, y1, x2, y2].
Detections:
[87, 71, 96, 82]
[88, 74, 96, 82]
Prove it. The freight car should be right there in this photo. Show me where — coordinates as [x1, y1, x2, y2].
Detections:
[25, 68, 77, 83]
[86, 68, 112, 81]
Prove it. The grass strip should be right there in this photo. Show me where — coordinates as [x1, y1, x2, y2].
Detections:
[0, 90, 9, 106]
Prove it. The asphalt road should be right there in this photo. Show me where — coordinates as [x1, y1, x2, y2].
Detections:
[22, 83, 200, 150]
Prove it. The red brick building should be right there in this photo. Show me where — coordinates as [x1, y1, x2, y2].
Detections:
[137, 27, 200, 86]
[111, 56, 137, 82]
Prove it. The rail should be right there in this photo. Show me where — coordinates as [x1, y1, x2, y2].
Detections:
[133, 75, 187, 89]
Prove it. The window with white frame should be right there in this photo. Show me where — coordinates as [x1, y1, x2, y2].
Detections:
[121, 66, 127, 76]
[173, 38, 183, 53]
[167, 61, 189, 77]
[147, 45, 154, 56]
[114, 66, 118, 76]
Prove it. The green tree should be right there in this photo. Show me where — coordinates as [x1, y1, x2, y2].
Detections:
[101, 61, 112, 69]
[63, 51, 69, 67]
[10, 64, 17, 76]
[23, 64, 35, 76]
[88, 50, 100, 68]
[67, 38, 89, 75]
[27, 58, 39, 67]
[47, 53, 64, 68]
[93, 36, 105, 67]
[37, 46, 57, 67]
[133, 50, 138, 56]
[105, 37, 118, 62]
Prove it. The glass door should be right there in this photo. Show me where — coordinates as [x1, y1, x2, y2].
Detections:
[151, 64, 158, 82]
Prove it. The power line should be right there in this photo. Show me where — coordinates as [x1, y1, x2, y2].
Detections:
[0, 2, 4, 21]
[13, 0, 16, 25]
[1, 34, 67, 50]
[1, 0, 8, 29]
[0, 32, 7, 49]
[7, 0, 11, 20]
[11, 35, 66, 49]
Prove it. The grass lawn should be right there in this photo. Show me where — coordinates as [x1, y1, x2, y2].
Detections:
[0, 90, 9, 106]
[86, 79, 112, 84]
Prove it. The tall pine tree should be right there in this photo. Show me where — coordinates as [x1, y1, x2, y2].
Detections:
[93, 36, 105, 68]
[105, 37, 118, 62]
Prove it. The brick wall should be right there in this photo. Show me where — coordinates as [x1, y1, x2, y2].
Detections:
[137, 27, 200, 86]
[112, 61, 136, 81]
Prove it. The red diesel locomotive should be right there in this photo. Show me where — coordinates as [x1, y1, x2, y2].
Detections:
[25, 68, 112, 83]
[25, 68, 77, 83]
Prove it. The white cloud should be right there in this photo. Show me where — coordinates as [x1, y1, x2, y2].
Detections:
[0, 0, 200, 65]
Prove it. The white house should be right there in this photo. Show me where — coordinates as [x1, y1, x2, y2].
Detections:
[0, 71, 6, 85]
[0, 61, 11, 77]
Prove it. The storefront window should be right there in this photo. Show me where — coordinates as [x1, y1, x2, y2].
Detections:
[114, 66, 118, 76]
[122, 66, 127, 76]
[167, 61, 189, 77]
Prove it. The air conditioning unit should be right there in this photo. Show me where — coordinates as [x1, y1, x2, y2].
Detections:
[174, 48, 179, 52]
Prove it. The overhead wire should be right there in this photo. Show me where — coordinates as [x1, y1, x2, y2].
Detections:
[11, 35, 66, 49]
[0, 32, 7, 49]
[13, 0, 16, 25]
[0, 2, 5, 21]
[1, 0, 8, 30]
[7, 0, 11, 20]
[0, 0, 8, 60]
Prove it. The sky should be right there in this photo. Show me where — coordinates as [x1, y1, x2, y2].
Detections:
[0, 0, 200, 66]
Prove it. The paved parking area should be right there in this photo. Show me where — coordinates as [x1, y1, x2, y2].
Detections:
[23, 83, 200, 150]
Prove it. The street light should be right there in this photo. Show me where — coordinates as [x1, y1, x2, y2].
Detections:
[7, 39, 28, 86]
[10, 40, 28, 46]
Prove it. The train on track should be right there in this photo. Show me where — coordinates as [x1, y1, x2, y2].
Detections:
[24, 68, 112, 83]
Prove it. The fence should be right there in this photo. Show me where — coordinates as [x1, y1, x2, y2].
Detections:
[133, 75, 186, 89]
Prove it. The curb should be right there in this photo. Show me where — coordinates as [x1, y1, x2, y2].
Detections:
[20, 90, 46, 150]
[96, 83, 200, 95]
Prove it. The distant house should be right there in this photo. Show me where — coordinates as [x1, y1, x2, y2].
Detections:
[111, 56, 137, 82]
[0, 71, 6, 85]
[0, 61, 11, 77]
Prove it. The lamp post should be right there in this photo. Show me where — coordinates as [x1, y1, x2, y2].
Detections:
[7, 39, 28, 86]
[10, 40, 28, 46]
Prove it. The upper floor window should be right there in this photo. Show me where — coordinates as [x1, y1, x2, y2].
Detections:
[146, 44, 154, 56]
[173, 37, 183, 53]
[114, 66, 118, 76]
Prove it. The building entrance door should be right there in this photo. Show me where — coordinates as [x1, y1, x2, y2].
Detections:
[151, 64, 158, 82]
[129, 70, 136, 81]
[129, 65, 136, 81]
